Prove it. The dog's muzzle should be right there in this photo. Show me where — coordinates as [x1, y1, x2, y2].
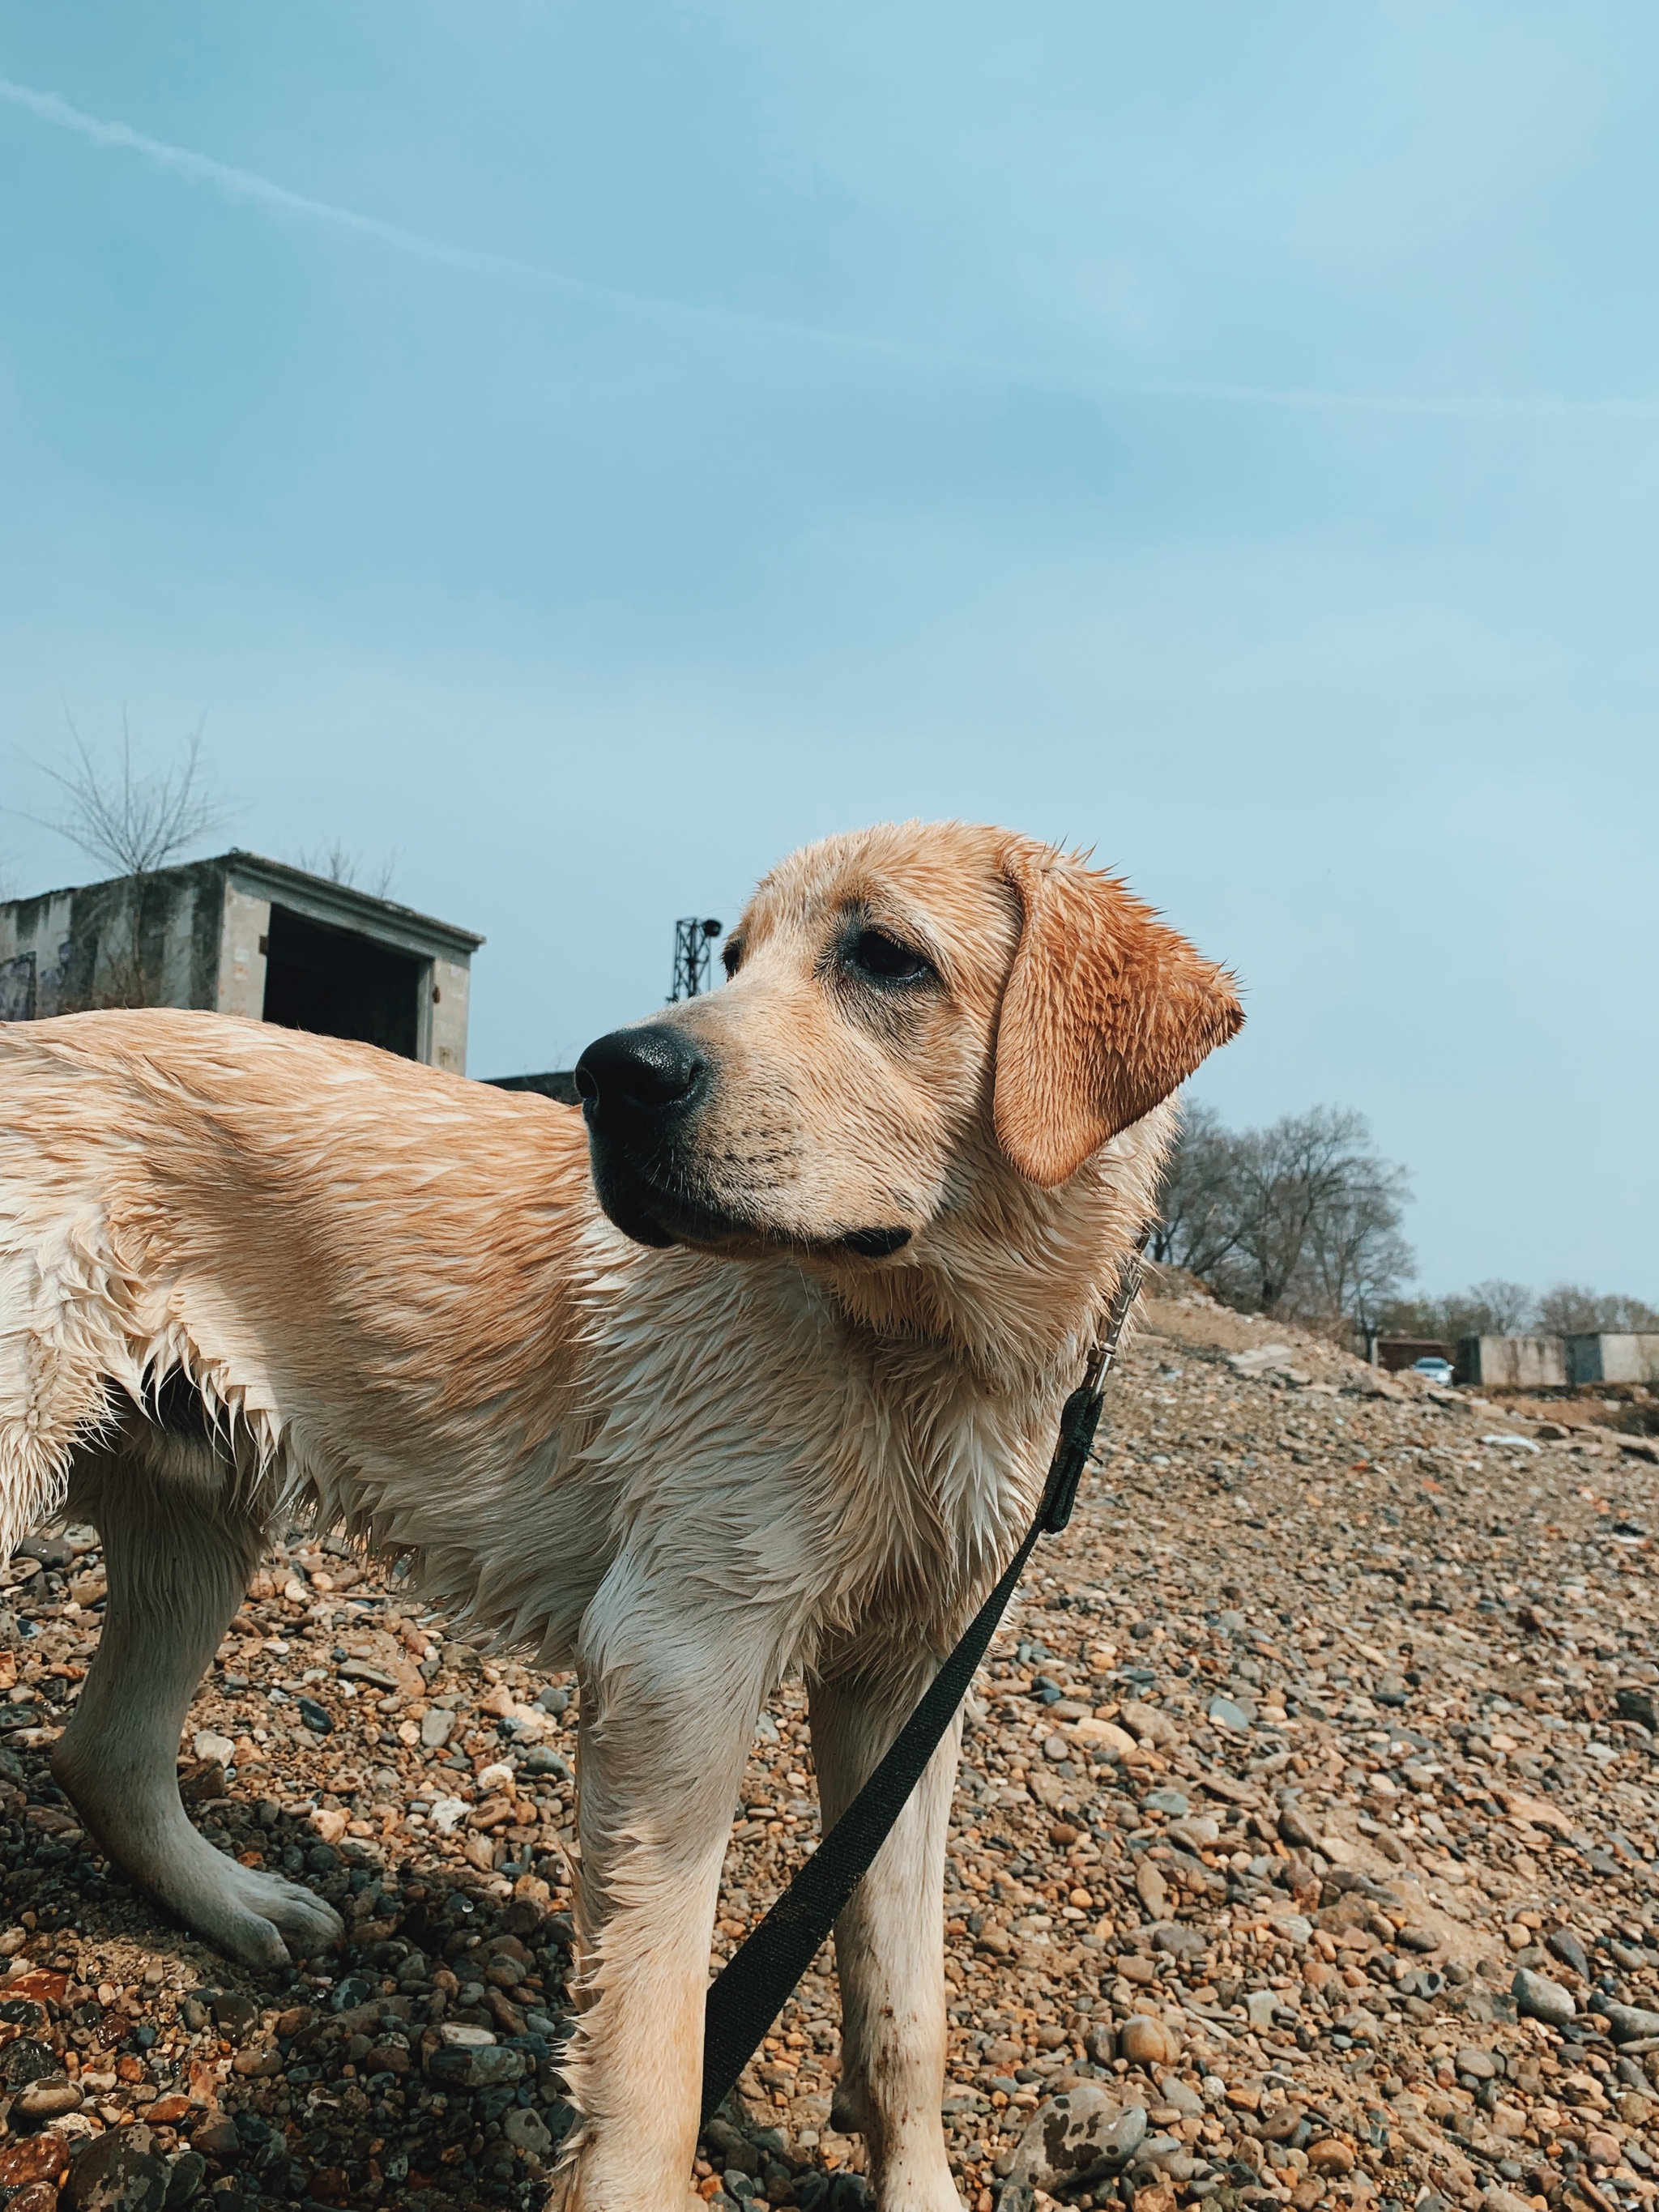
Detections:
[576, 1023, 710, 1247]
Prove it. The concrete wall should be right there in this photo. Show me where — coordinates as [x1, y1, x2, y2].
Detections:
[1565, 1335, 1659, 1386]
[1, 852, 482, 1071]
[1457, 1335, 1568, 1388]
[217, 881, 271, 1019]
[0, 866, 225, 1016]
[425, 954, 471, 1076]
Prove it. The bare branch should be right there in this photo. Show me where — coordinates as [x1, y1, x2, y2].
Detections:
[294, 841, 401, 900]
[24, 711, 232, 878]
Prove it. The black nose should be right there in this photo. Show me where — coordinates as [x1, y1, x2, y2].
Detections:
[575, 1025, 708, 1120]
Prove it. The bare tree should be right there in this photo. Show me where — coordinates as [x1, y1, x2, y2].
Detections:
[29, 713, 230, 879]
[1536, 1283, 1659, 1334]
[1155, 1102, 1414, 1330]
[1458, 1278, 1538, 1334]
[1150, 1101, 1239, 1275]
[295, 839, 401, 901]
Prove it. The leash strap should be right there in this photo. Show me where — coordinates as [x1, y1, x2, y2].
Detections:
[699, 1251, 1145, 2125]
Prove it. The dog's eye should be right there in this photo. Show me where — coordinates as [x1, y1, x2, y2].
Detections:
[847, 929, 934, 986]
[721, 938, 744, 978]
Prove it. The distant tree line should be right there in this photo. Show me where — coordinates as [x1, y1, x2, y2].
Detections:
[1153, 1103, 1657, 1344]
[1379, 1280, 1659, 1341]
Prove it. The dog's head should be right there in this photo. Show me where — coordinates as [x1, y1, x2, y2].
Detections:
[577, 823, 1240, 1315]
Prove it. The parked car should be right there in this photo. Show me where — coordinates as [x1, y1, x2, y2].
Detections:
[1411, 1356, 1455, 1385]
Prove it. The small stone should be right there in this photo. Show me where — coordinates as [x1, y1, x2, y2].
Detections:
[427, 2042, 527, 2088]
[502, 2106, 554, 2156]
[998, 2085, 1147, 2191]
[1206, 1695, 1252, 1733]
[231, 2043, 284, 2077]
[62, 2124, 168, 2211]
[1306, 2138, 1355, 2176]
[1397, 1925, 1440, 1953]
[1158, 2077, 1204, 2119]
[1, 2038, 65, 2086]
[16, 1532, 72, 1569]
[1150, 1923, 1205, 1958]
[1043, 1734, 1069, 1762]
[9, 2183, 67, 2212]
[1164, 1816, 1220, 1851]
[1278, 1804, 1322, 1852]
[1605, 2004, 1659, 2044]
[210, 1992, 259, 2039]
[1135, 1862, 1169, 1920]
[1245, 1991, 1280, 2028]
[1482, 2189, 1537, 2212]
[1456, 2048, 1498, 2080]
[189, 2118, 241, 2162]
[164, 2150, 207, 2206]
[191, 1729, 236, 1765]
[1119, 1703, 1180, 1750]
[1119, 2015, 1175, 2068]
[420, 1707, 457, 1749]
[309, 1806, 348, 1843]
[1512, 1967, 1576, 2027]
[296, 1695, 333, 1734]
[12, 2073, 82, 2120]
[1547, 1928, 1592, 1980]
[0, 2133, 73, 2190]
[1584, 2133, 1623, 2167]
[1141, 1788, 1190, 1818]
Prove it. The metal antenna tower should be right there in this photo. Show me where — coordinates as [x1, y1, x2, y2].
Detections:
[670, 916, 723, 1002]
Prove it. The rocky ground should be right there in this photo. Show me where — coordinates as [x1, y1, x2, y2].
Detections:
[3, 1285, 1659, 2212]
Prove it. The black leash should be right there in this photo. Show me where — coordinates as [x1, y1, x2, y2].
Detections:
[699, 1250, 1145, 2125]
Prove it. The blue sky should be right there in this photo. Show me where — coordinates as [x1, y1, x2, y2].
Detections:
[1, 2, 1654, 1298]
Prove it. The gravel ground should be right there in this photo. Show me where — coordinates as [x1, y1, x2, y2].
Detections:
[3, 1288, 1659, 2212]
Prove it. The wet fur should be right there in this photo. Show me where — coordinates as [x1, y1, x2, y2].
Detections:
[0, 821, 1239, 2211]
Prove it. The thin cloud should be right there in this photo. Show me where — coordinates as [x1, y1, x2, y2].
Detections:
[2, 72, 1653, 425]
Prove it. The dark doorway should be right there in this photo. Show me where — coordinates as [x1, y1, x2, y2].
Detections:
[261, 905, 422, 1059]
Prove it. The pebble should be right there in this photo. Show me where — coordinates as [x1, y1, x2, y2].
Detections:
[12, 2073, 82, 2120]
[1512, 1967, 1576, 2026]
[996, 2084, 1147, 2193]
[62, 2123, 169, 2211]
[1118, 2015, 1176, 2068]
[1547, 1926, 1592, 1979]
[1306, 2138, 1356, 2175]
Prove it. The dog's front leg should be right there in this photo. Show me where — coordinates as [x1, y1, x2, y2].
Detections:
[809, 1662, 964, 2212]
[553, 1588, 783, 2211]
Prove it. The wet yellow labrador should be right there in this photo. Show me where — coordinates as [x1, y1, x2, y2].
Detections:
[0, 821, 1240, 2210]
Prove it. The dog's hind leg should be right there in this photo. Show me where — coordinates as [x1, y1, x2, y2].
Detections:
[50, 1440, 343, 1969]
[810, 1658, 964, 2212]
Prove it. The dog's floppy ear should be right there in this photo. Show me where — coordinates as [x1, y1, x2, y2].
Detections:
[992, 840, 1243, 1187]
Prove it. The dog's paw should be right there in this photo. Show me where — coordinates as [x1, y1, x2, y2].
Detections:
[198, 1861, 344, 1966]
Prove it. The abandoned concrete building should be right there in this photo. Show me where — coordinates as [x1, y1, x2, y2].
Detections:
[0, 852, 482, 1072]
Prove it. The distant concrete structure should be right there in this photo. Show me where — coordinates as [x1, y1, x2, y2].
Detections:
[1456, 1336, 1569, 1388]
[1375, 1336, 1454, 1375]
[1565, 1334, 1659, 1386]
[485, 1072, 581, 1106]
[0, 851, 482, 1073]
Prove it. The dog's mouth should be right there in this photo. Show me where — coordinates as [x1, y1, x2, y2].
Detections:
[591, 1160, 911, 1263]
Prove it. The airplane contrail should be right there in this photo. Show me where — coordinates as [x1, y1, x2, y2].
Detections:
[3, 72, 1654, 424]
